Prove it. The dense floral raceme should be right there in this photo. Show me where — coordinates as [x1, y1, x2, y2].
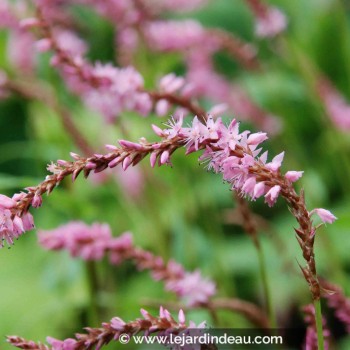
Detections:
[8, 308, 210, 350]
[0, 114, 336, 301]
[38, 221, 216, 306]
[0, 0, 346, 348]
[22, 11, 206, 123]
[10, 0, 281, 132]
[1, 115, 336, 228]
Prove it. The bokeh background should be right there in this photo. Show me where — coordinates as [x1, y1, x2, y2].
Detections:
[1, 0, 350, 349]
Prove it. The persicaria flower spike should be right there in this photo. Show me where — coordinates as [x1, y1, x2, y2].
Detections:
[39, 222, 215, 306]
[0, 114, 336, 301]
[162, 115, 284, 203]
[8, 308, 207, 350]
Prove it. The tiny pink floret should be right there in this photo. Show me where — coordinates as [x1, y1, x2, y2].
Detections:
[310, 208, 337, 224]
[0, 194, 16, 209]
[285, 171, 304, 182]
[264, 185, 281, 207]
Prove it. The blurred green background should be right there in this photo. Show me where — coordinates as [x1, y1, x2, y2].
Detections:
[1, 0, 350, 349]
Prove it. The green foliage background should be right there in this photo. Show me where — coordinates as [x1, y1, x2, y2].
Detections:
[1, 0, 350, 349]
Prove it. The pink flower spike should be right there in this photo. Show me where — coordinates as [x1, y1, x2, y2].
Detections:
[264, 185, 281, 207]
[0, 194, 16, 209]
[285, 171, 304, 182]
[310, 208, 337, 224]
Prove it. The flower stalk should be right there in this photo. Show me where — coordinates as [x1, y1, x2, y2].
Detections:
[314, 299, 325, 350]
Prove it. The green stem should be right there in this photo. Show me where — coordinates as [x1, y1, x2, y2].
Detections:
[256, 241, 276, 329]
[86, 260, 100, 326]
[314, 298, 325, 350]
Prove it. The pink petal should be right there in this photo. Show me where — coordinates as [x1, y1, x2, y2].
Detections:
[310, 208, 337, 224]
[285, 171, 303, 182]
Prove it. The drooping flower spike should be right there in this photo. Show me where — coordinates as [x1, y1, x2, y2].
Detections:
[38, 222, 216, 306]
[0, 115, 336, 302]
[8, 308, 209, 350]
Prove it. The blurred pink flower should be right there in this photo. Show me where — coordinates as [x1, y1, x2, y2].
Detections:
[7, 30, 36, 74]
[317, 77, 350, 130]
[145, 20, 206, 51]
[165, 270, 216, 306]
[246, 0, 287, 38]
[255, 7, 287, 38]
[39, 222, 215, 306]
[39, 221, 112, 260]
